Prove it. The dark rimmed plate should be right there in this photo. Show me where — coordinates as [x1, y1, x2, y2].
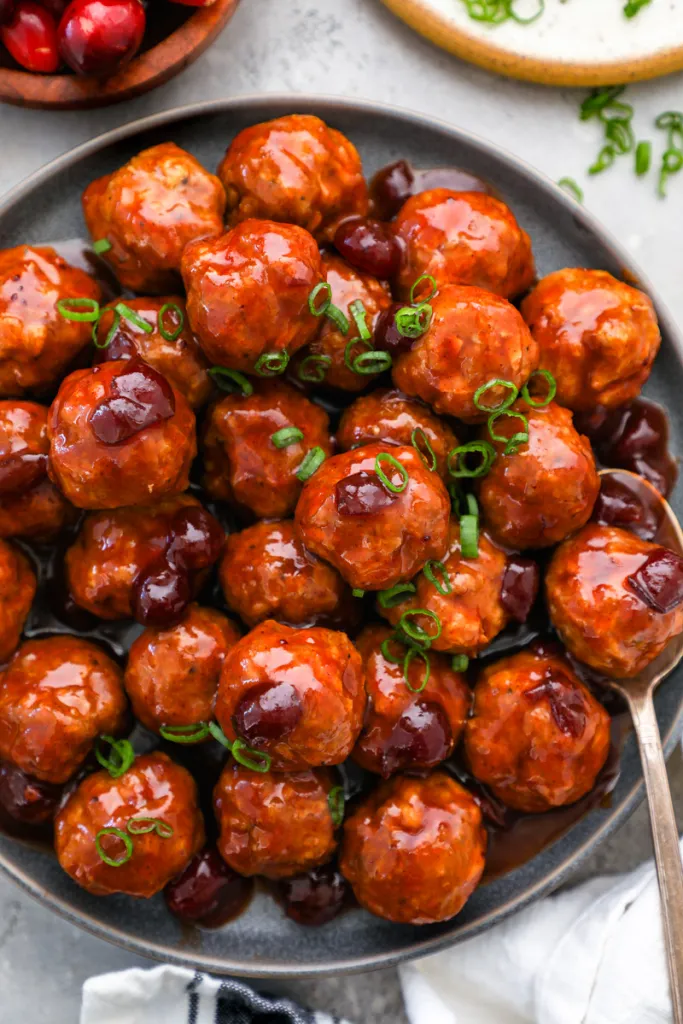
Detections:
[0, 96, 681, 978]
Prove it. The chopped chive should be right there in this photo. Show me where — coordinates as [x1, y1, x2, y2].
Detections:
[115, 302, 153, 334]
[375, 452, 409, 494]
[95, 827, 133, 867]
[411, 427, 437, 471]
[424, 559, 452, 596]
[296, 447, 326, 482]
[378, 582, 416, 609]
[327, 786, 345, 826]
[93, 239, 112, 255]
[209, 367, 254, 396]
[158, 302, 184, 342]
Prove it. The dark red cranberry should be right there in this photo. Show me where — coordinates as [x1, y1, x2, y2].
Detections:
[92, 327, 137, 364]
[1, 1, 59, 71]
[58, 0, 146, 76]
[592, 474, 660, 541]
[276, 862, 349, 927]
[333, 217, 400, 279]
[373, 302, 416, 357]
[89, 361, 175, 445]
[501, 557, 540, 623]
[525, 669, 587, 738]
[0, 0, 16, 25]
[39, 0, 68, 17]
[233, 681, 303, 746]
[627, 547, 683, 613]
[164, 847, 253, 928]
[335, 470, 399, 516]
[0, 451, 48, 496]
[132, 557, 191, 628]
[167, 506, 224, 572]
[369, 160, 415, 220]
[0, 761, 62, 826]
[379, 701, 452, 778]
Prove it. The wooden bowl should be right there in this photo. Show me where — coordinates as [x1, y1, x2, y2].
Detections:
[0, 0, 241, 110]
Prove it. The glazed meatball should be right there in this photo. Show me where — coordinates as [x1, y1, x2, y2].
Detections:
[0, 636, 126, 784]
[47, 360, 196, 510]
[215, 620, 365, 771]
[0, 245, 101, 398]
[546, 523, 683, 678]
[295, 442, 450, 591]
[380, 520, 509, 655]
[124, 606, 241, 737]
[0, 540, 36, 663]
[93, 297, 212, 409]
[391, 285, 538, 423]
[213, 762, 338, 878]
[181, 220, 323, 372]
[217, 114, 368, 242]
[465, 649, 611, 812]
[336, 388, 458, 479]
[393, 189, 534, 301]
[55, 753, 204, 897]
[202, 380, 332, 519]
[352, 625, 470, 777]
[477, 400, 600, 549]
[291, 253, 392, 392]
[340, 773, 486, 925]
[521, 269, 661, 412]
[82, 143, 226, 294]
[219, 520, 357, 630]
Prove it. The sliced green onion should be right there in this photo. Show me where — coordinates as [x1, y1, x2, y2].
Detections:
[580, 86, 625, 121]
[447, 441, 496, 479]
[378, 582, 416, 609]
[473, 378, 518, 414]
[411, 427, 437, 471]
[309, 282, 332, 316]
[326, 304, 350, 334]
[404, 647, 430, 693]
[208, 721, 233, 748]
[397, 608, 442, 649]
[635, 141, 652, 176]
[658, 148, 683, 197]
[451, 654, 469, 673]
[95, 735, 135, 779]
[605, 118, 634, 155]
[459, 494, 479, 559]
[380, 633, 406, 665]
[394, 303, 432, 338]
[95, 827, 133, 867]
[92, 308, 120, 350]
[271, 426, 304, 449]
[344, 337, 370, 372]
[488, 410, 530, 454]
[209, 367, 254, 396]
[521, 369, 557, 408]
[127, 817, 174, 838]
[296, 447, 326, 482]
[232, 737, 272, 773]
[158, 302, 184, 342]
[352, 350, 392, 375]
[297, 354, 331, 383]
[375, 452, 409, 494]
[424, 559, 452, 596]
[327, 786, 345, 826]
[352, 588, 365, 598]
[655, 111, 683, 131]
[56, 297, 100, 322]
[349, 299, 371, 341]
[254, 351, 289, 376]
[410, 274, 438, 304]
[557, 178, 583, 202]
[159, 723, 210, 744]
[589, 145, 616, 176]
[93, 239, 112, 255]
[115, 302, 153, 334]
[624, 0, 652, 15]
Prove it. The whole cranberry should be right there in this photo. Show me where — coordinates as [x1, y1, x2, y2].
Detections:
[1, 1, 59, 71]
[58, 0, 146, 76]
[333, 217, 401, 279]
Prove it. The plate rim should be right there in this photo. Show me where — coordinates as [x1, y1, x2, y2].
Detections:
[0, 93, 681, 977]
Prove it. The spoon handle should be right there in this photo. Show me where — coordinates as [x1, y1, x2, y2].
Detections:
[627, 688, 683, 1021]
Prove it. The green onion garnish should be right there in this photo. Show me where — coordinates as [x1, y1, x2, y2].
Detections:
[158, 302, 184, 342]
[95, 827, 133, 867]
[395, 303, 432, 338]
[159, 723, 210, 744]
[352, 588, 365, 598]
[375, 452, 409, 494]
[351, 350, 392, 375]
[349, 299, 371, 341]
[409, 274, 438, 304]
[127, 817, 174, 838]
[232, 738, 272, 773]
[115, 302, 153, 334]
[655, 112, 683, 198]
[635, 141, 652, 176]
[95, 735, 135, 779]
[297, 354, 331, 383]
[459, 494, 479, 559]
[589, 146, 616, 176]
[208, 721, 233, 748]
[296, 447, 326, 482]
[380, 634, 405, 665]
[624, 0, 651, 15]
[254, 351, 289, 376]
[271, 426, 304, 449]
[56, 297, 100, 323]
[93, 239, 112, 255]
[557, 178, 583, 202]
[411, 427, 437, 471]
[488, 410, 529, 454]
[521, 369, 556, 408]
[447, 441, 496, 479]
[397, 608, 442, 649]
[327, 786, 345, 826]
[92, 308, 120, 350]
[378, 582, 416, 609]
[209, 367, 254, 396]
[307, 283, 349, 333]
[404, 647, 430, 693]
[580, 86, 625, 121]
[473, 378, 518, 414]
[424, 559, 452, 596]
[451, 654, 469, 673]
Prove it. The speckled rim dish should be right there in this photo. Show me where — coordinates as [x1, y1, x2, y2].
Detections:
[0, 96, 682, 978]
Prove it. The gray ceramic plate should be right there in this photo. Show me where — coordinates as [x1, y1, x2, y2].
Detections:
[0, 96, 681, 978]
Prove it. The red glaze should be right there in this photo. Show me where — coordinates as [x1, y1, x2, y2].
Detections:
[47, 360, 196, 510]
[0, 636, 127, 784]
[547, 523, 683, 678]
[369, 160, 490, 221]
[521, 269, 661, 412]
[0, 539, 36, 663]
[217, 114, 368, 242]
[391, 284, 538, 423]
[55, 753, 205, 897]
[465, 649, 611, 812]
[164, 846, 253, 927]
[591, 473, 660, 541]
[352, 624, 470, 778]
[500, 556, 540, 623]
[333, 217, 400, 279]
[1, 1, 59, 72]
[275, 861, 349, 927]
[373, 301, 416, 358]
[340, 773, 486, 925]
[215, 620, 365, 771]
[181, 220, 323, 372]
[58, 0, 146, 76]
[213, 762, 338, 879]
[295, 442, 450, 592]
[626, 548, 683, 614]
[82, 143, 226, 294]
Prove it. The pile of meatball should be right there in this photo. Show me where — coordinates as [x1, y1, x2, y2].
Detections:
[0, 113, 680, 930]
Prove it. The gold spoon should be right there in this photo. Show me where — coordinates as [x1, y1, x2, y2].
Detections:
[599, 468, 683, 1020]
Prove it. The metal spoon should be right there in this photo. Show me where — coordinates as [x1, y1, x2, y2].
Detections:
[599, 468, 683, 1019]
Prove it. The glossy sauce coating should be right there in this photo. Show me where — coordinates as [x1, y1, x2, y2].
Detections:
[339, 772, 486, 925]
[521, 269, 661, 412]
[0, 540, 36, 663]
[181, 220, 323, 372]
[0, 636, 127, 784]
[82, 143, 226, 294]
[0, 245, 101, 398]
[217, 114, 368, 242]
[391, 284, 538, 423]
[352, 624, 470, 778]
[393, 189, 535, 301]
[47, 360, 196, 510]
[294, 442, 450, 591]
[164, 845, 254, 928]
[477, 400, 600, 550]
[546, 523, 683, 678]
[215, 620, 365, 771]
[213, 762, 337, 878]
[55, 753, 205, 897]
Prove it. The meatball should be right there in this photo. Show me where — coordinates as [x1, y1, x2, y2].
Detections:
[0, 401, 73, 541]
[0, 245, 101, 398]
[82, 143, 226, 294]
[352, 625, 470, 777]
[0, 540, 36, 663]
[339, 773, 486, 925]
[336, 388, 458, 479]
[215, 620, 365, 771]
[124, 606, 241, 737]
[55, 752, 204, 897]
[202, 379, 332, 519]
[295, 442, 450, 591]
[477, 400, 599, 550]
[379, 520, 509, 655]
[181, 220, 323, 372]
[0, 636, 127, 784]
[219, 520, 357, 630]
[47, 360, 196, 510]
[93, 297, 212, 409]
[213, 762, 337, 878]
[393, 189, 534, 301]
[217, 114, 368, 242]
[521, 269, 661, 412]
[291, 253, 392, 392]
[546, 524, 683, 678]
[391, 285, 538, 423]
[465, 649, 611, 812]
